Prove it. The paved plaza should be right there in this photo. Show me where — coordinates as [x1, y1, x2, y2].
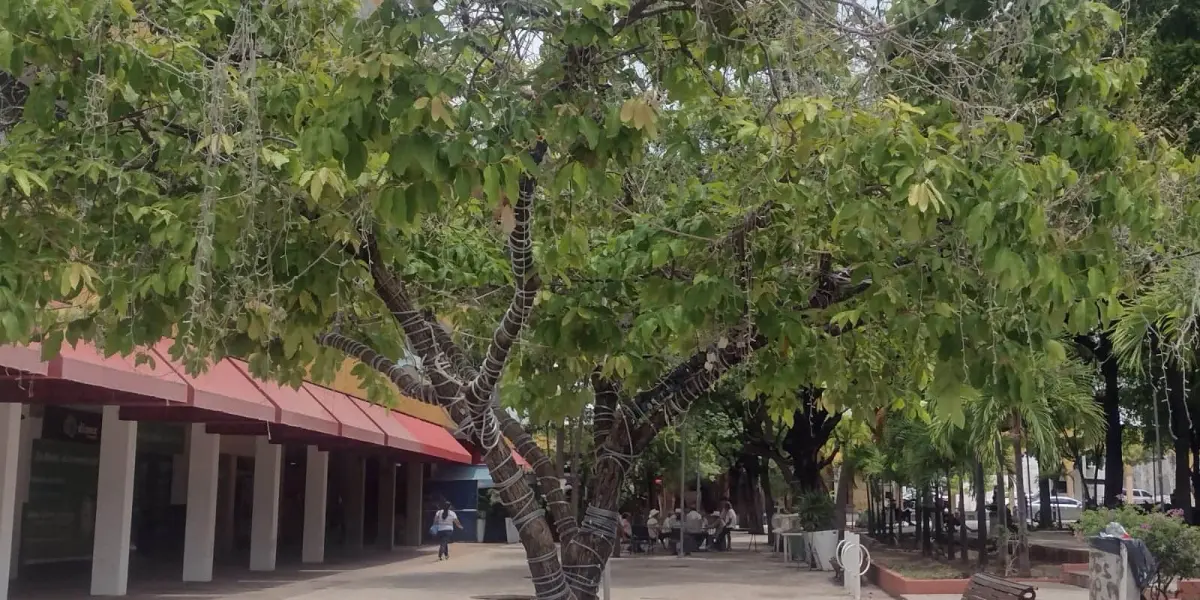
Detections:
[11, 535, 882, 599]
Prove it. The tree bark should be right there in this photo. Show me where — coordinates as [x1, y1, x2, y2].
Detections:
[1100, 342, 1124, 508]
[994, 438, 1008, 573]
[1038, 475, 1052, 528]
[555, 422, 567, 480]
[1164, 357, 1193, 522]
[958, 471, 968, 566]
[921, 486, 932, 556]
[975, 460, 987, 568]
[570, 412, 583, 515]
[762, 456, 776, 535]
[784, 390, 842, 493]
[1079, 333, 1124, 508]
[1011, 414, 1031, 577]
[833, 458, 855, 532]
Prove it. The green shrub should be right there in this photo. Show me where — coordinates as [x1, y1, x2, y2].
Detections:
[796, 491, 836, 531]
[1075, 507, 1200, 597]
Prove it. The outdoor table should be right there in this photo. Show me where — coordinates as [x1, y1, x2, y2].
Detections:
[779, 531, 807, 565]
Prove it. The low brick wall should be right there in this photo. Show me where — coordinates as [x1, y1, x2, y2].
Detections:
[866, 563, 1060, 599]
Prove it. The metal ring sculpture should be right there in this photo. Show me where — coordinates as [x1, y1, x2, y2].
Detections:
[838, 542, 872, 577]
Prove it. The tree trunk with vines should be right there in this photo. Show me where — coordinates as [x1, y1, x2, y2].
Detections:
[1011, 414, 1031, 577]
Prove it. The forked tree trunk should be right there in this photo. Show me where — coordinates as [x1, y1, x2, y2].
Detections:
[328, 197, 866, 599]
[1011, 415, 1031, 577]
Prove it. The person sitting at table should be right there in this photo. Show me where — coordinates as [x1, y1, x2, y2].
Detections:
[705, 511, 724, 551]
[646, 509, 661, 547]
[662, 509, 682, 549]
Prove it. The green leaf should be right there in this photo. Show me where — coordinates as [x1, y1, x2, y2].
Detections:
[11, 169, 32, 197]
[1086, 267, 1105, 297]
[343, 139, 366, 179]
[579, 116, 600, 149]
[1045, 339, 1067, 365]
[283, 330, 301, 359]
[430, 95, 455, 127]
[650, 243, 670, 268]
[114, 0, 136, 17]
[41, 330, 64, 361]
[0, 32, 12, 72]
[483, 165, 501, 204]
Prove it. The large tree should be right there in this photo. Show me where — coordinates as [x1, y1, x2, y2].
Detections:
[3, 0, 1196, 598]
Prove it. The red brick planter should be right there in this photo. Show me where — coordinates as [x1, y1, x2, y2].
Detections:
[1177, 580, 1200, 600]
[867, 563, 1061, 598]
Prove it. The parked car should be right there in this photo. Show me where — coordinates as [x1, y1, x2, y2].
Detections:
[1118, 488, 1155, 506]
[1030, 495, 1083, 524]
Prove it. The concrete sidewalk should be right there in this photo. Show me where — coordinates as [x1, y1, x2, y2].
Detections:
[23, 536, 880, 600]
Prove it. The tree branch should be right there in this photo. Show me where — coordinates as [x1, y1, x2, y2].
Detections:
[590, 369, 621, 452]
[316, 331, 437, 404]
[423, 309, 479, 379]
[357, 235, 463, 398]
[615, 0, 692, 32]
[463, 140, 548, 415]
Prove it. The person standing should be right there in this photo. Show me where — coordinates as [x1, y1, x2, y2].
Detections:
[719, 501, 738, 550]
[433, 502, 462, 561]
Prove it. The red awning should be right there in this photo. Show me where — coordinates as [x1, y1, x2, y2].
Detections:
[355, 400, 426, 454]
[0, 341, 189, 405]
[54, 343, 190, 404]
[229, 360, 339, 437]
[511, 448, 532, 471]
[0, 343, 49, 376]
[394, 412, 472, 464]
[0, 340, 473, 463]
[303, 383, 386, 446]
[151, 342, 276, 422]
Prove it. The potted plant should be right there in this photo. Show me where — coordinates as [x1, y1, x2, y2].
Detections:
[796, 491, 838, 571]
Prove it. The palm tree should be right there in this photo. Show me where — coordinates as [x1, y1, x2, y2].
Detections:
[938, 356, 1103, 576]
[1111, 261, 1200, 521]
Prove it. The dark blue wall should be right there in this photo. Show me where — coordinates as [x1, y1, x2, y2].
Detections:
[425, 480, 479, 542]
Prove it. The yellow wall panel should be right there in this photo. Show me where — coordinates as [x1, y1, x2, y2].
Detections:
[326, 359, 455, 427]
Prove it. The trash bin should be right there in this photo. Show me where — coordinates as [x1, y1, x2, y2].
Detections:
[1087, 523, 1158, 600]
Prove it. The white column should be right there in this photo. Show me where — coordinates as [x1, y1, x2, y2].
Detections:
[377, 459, 396, 551]
[91, 406, 137, 596]
[403, 463, 424, 546]
[343, 455, 365, 553]
[302, 446, 328, 564]
[0, 404, 23, 599]
[12, 406, 40, 579]
[182, 424, 220, 582]
[249, 437, 282, 572]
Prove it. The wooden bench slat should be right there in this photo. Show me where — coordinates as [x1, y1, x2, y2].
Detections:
[962, 573, 1036, 600]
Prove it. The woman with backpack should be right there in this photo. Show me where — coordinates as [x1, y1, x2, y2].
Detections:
[432, 501, 462, 560]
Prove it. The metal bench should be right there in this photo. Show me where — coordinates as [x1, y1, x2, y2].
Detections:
[962, 573, 1036, 600]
